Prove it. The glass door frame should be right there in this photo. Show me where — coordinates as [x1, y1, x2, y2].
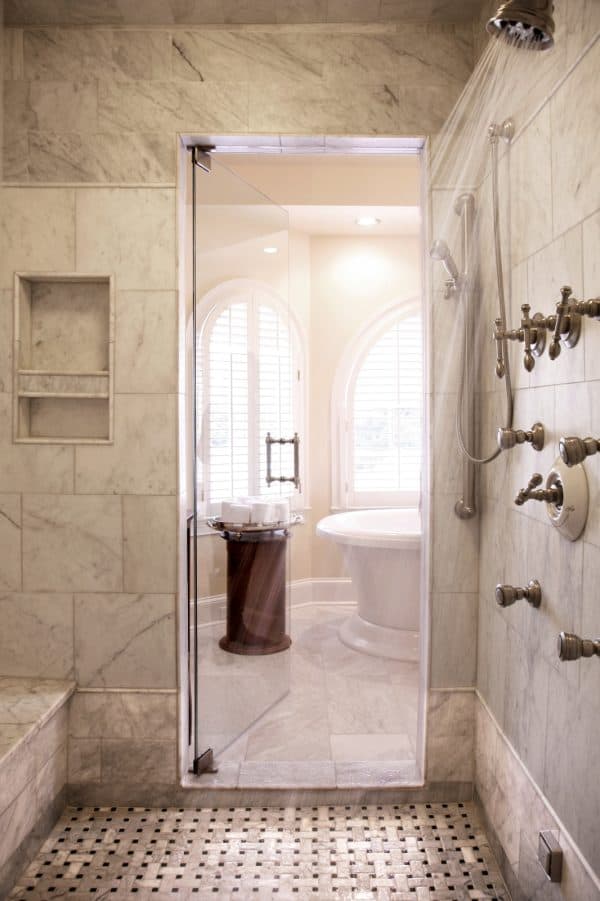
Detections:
[179, 134, 430, 784]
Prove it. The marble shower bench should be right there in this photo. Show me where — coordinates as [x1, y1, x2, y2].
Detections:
[0, 677, 74, 897]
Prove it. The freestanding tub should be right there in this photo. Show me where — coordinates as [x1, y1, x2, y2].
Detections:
[316, 508, 421, 661]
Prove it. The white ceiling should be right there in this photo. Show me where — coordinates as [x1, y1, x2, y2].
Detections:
[286, 204, 421, 236]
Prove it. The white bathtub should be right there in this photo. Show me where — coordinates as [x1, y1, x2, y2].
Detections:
[316, 508, 421, 661]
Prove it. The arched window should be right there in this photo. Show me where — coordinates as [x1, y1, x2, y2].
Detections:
[332, 298, 423, 509]
[196, 279, 305, 514]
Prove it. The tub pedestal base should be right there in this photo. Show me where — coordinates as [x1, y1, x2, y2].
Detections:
[339, 613, 419, 662]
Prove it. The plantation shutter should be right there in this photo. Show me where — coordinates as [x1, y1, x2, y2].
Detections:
[352, 314, 422, 495]
[199, 289, 298, 510]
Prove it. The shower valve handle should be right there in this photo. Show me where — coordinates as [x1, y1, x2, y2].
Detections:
[557, 631, 600, 661]
[497, 422, 545, 452]
[549, 286, 573, 360]
[514, 473, 563, 507]
[495, 580, 542, 608]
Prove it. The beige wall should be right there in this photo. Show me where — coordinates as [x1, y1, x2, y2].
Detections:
[309, 234, 421, 576]
[0, 15, 474, 792]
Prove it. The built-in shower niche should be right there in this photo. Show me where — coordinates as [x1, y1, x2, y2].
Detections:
[13, 273, 114, 443]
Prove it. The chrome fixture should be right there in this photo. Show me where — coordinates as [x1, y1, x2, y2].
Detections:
[430, 238, 461, 298]
[495, 580, 542, 607]
[516, 458, 589, 540]
[488, 118, 514, 144]
[493, 286, 596, 372]
[494, 303, 548, 373]
[538, 832, 563, 883]
[559, 435, 600, 467]
[486, 1, 555, 51]
[557, 631, 600, 661]
[265, 432, 301, 491]
[515, 472, 563, 507]
[497, 422, 545, 452]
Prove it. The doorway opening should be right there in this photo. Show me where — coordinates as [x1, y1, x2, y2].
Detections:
[180, 136, 429, 790]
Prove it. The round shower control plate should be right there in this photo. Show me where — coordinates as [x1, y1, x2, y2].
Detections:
[545, 456, 588, 541]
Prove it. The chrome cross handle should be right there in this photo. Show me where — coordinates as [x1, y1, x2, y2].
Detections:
[515, 473, 563, 507]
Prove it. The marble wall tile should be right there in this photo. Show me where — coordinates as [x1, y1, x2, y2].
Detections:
[35, 741, 67, 811]
[326, 0, 380, 22]
[580, 541, 600, 708]
[171, 30, 324, 83]
[3, 27, 24, 80]
[22, 29, 171, 81]
[4, 80, 97, 132]
[0, 495, 21, 591]
[0, 735, 35, 817]
[22, 494, 122, 592]
[97, 80, 249, 133]
[101, 738, 177, 784]
[565, 0, 600, 69]
[323, 27, 473, 87]
[502, 629, 550, 789]
[115, 291, 177, 394]
[27, 131, 177, 184]
[276, 0, 328, 24]
[431, 493, 479, 593]
[426, 690, 475, 783]
[123, 495, 177, 593]
[381, 0, 482, 22]
[75, 394, 177, 495]
[582, 207, 600, 381]
[0, 777, 38, 866]
[0, 398, 74, 494]
[248, 80, 401, 134]
[0, 593, 73, 678]
[75, 187, 176, 290]
[430, 593, 477, 688]
[69, 690, 177, 740]
[431, 392, 462, 494]
[67, 737, 101, 783]
[543, 667, 600, 877]
[550, 40, 600, 236]
[510, 105, 553, 267]
[3, 131, 29, 181]
[74, 594, 176, 688]
[0, 187, 74, 289]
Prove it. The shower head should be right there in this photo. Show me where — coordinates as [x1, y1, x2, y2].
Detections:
[487, 1, 555, 51]
[430, 239, 460, 282]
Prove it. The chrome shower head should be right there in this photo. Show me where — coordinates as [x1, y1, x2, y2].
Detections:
[487, 1, 555, 51]
[430, 239, 460, 282]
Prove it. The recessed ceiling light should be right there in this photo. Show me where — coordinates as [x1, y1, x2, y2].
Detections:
[263, 246, 278, 254]
[356, 216, 381, 227]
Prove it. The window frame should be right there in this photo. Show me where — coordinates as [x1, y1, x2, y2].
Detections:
[195, 278, 307, 515]
[331, 296, 423, 511]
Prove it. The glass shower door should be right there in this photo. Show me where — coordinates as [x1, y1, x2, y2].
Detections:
[189, 151, 298, 774]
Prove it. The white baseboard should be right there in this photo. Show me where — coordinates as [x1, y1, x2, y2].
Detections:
[194, 577, 356, 626]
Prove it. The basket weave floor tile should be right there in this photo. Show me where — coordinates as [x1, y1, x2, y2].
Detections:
[10, 802, 509, 900]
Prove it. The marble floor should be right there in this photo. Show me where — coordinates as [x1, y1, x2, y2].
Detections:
[196, 603, 420, 788]
[9, 802, 509, 900]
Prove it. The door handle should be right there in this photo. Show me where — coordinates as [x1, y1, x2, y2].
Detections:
[266, 433, 301, 491]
